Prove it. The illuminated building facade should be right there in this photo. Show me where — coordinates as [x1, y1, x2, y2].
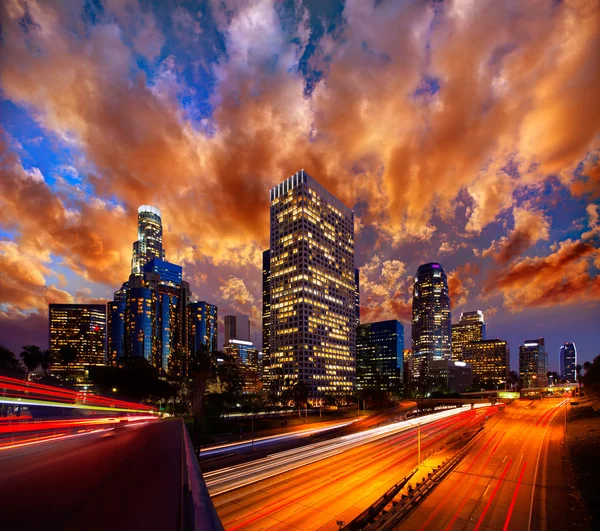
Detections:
[519, 338, 548, 387]
[224, 314, 250, 343]
[224, 339, 260, 394]
[462, 339, 509, 388]
[131, 205, 165, 274]
[411, 262, 451, 381]
[403, 349, 414, 387]
[49, 304, 107, 378]
[429, 359, 472, 393]
[109, 206, 191, 376]
[452, 310, 486, 360]
[262, 249, 271, 381]
[107, 284, 127, 367]
[187, 302, 218, 355]
[269, 170, 356, 400]
[354, 268, 360, 327]
[559, 342, 577, 382]
[356, 320, 404, 392]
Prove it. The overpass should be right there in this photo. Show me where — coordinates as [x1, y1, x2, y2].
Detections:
[0, 375, 222, 531]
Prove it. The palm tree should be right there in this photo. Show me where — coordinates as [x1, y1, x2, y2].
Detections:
[0, 346, 20, 369]
[20, 345, 43, 380]
[575, 364, 583, 397]
[40, 350, 53, 376]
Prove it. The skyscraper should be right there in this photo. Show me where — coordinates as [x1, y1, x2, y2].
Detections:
[187, 302, 218, 355]
[356, 320, 404, 392]
[262, 249, 271, 381]
[559, 342, 577, 382]
[269, 170, 355, 401]
[411, 262, 451, 381]
[354, 268, 360, 327]
[462, 339, 509, 388]
[452, 310, 486, 360]
[224, 314, 250, 344]
[131, 205, 165, 274]
[519, 338, 548, 387]
[107, 284, 127, 367]
[49, 304, 107, 379]
[110, 206, 192, 376]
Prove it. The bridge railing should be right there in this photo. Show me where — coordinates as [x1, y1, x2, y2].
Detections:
[181, 418, 224, 531]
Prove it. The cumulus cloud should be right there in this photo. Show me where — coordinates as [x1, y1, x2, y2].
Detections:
[448, 263, 480, 310]
[0, 0, 599, 344]
[484, 239, 600, 310]
[484, 205, 551, 264]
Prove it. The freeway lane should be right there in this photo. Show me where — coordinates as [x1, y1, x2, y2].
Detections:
[401, 398, 570, 531]
[0, 419, 182, 531]
[206, 405, 490, 496]
[212, 406, 497, 530]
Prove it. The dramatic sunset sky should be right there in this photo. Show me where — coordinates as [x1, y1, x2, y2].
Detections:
[0, 0, 598, 371]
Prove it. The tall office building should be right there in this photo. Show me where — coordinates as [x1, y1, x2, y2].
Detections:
[107, 284, 127, 367]
[356, 320, 404, 392]
[49, 304, 107, 379]
[411, 262, 451, 381]
[124, 260, 190, 374]
[403, 349, 414, 387]
[224, 339, 260, 394]
[109, 206, 193, 376]
[559, 342, 577, 382]
[262, 249, 271, 381]
[462, 340, 509, 388]
[269, 170, 355, 400]
[131, 205, 165, 274]
[354, 268, 360, 327]
[452, 310, 486, 360]
[519, 338, 548, 388]
[224, 314, 250, 344]
[187, 302, 218, 355]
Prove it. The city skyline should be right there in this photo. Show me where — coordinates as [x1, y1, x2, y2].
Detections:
[0, 0, 598, 374]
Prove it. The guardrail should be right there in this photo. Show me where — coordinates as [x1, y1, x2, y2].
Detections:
[181, 419, 224, 531]
[363, 428, 485, 530]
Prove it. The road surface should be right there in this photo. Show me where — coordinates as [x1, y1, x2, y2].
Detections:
[0, 419, 182, 531]
[401, 397, 571, 531]
[212, 405, 495, 530]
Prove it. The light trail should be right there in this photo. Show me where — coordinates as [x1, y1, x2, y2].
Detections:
[207, 404, 493, 496]
[200, 419, 360, 457]
[0, 427, 114, 451]
[221, 408, 488, 530]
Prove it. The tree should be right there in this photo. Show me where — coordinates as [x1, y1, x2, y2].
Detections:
[0, 346, 21, 372]
[575, 364, 583, 396]
[57, 345, 78, 380]
[281, 379, 309, 419]
[582, 356, 600, 410]
[20, 345, 43, 380]
[189, 345, 214, 455]
[40, 350, 53, 376]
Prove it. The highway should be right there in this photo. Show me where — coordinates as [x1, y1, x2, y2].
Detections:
[0, 419, 183, 531]
[401, 397, 570, 531]
[211, 405, 496, 529]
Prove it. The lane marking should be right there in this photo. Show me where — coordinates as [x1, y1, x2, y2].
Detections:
[503, 462, 528, 531]
[473, 459, 513, 531]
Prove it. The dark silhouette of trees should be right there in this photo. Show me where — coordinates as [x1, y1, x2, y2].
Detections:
[582, 356, 600, 410]
[20, 345, 43, 379]
[40, 350, 53, 376]
[281, 379, 309, 419]
[0, 346, 21, 373]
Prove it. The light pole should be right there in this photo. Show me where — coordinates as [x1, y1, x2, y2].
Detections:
[251, 402, 255, 451]
[418, 422, 421, 466]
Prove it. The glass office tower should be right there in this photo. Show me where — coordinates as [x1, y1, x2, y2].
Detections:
[187, 302, 218, 355]
[411, 262, 451, 381]
[462, 339, 509, 388]
[131, 205, 165, 274]
[519, 338, 548, 387]
[107, 284, 127, 367]
[559, 342, 577, 382]
[269, 170, 355, 401]
[356, 320, 404, 392]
